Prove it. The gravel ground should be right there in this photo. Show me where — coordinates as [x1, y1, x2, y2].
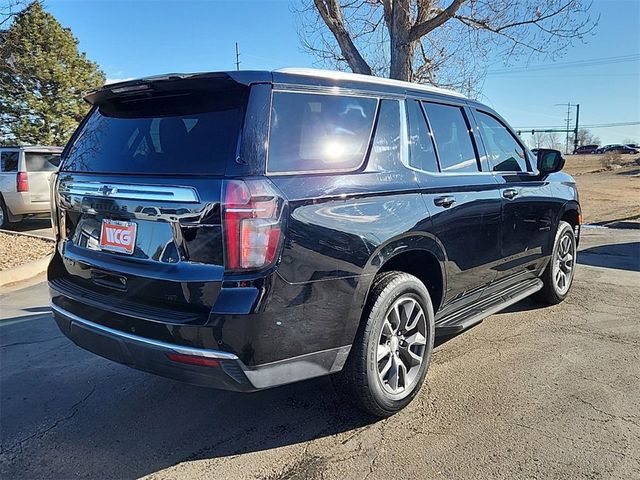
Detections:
[0, 231, 54, 270]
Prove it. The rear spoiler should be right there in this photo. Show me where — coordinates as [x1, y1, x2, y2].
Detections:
[84, 71, 272, 106]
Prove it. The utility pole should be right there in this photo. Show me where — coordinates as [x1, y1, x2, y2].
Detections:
[565, 103, 571, 154]
[235, 42, 240, 71]
[555, 103, 576, 154]
[573, 104, 580, 154]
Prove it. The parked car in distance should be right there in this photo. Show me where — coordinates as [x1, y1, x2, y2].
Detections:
[626, 143, 639, 149]
[596, 144, 639, 154]
[0, 145, 62, 228]
[48, 69, 581, 417]
[574, 144, 599, 154]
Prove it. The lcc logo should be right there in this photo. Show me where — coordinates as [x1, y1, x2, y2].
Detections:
[100, 220, 137, 254]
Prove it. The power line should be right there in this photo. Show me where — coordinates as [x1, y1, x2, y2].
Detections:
[487, 54, 640, 75]
[514, 121, 640, 129]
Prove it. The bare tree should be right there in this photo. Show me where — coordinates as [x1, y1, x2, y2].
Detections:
[297, 0, 597, 92]
[532, 131, 547, 149]
[544, 132, 563, 150]
[1, 0, 28, 26]
[572, 128, 600, 147]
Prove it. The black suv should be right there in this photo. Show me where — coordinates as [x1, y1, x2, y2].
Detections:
[49, 69, 580, 417]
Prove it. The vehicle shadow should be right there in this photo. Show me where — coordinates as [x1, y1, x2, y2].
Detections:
[4, 217, 52, 235]
[495, 296, 547, 314]
[0, 314, 378, 479]
[578, 241, 639, 272]
[617, 168, 640, 176]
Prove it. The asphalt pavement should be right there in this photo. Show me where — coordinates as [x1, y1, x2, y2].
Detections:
[1, 227, 638, 479]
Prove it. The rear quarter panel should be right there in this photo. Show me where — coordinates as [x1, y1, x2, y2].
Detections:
[267, 170, 437, 354]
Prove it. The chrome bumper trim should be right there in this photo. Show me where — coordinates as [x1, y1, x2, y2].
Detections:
[50, 303, 239, 361]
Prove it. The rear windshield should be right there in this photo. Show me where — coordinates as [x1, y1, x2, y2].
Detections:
[62, 89, 247, 175]
[25, 152, 60, 172]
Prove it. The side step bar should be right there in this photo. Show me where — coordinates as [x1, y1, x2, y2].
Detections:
[435, 278, 543, 336]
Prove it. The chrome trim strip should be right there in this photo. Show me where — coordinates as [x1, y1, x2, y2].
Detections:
[59, 181, 200, 203]
[276, 68, 465, 98]
[273, 83, 403, 100]
[399, 99, 409, 168]
[51, 303, 239, 360]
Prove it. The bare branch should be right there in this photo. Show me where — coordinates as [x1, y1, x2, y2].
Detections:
[298, 0, 597, 88]
[409, 0, 466, 42]
[312, 0, 372, 74]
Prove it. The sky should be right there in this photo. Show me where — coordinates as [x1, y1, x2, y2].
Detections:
[44, 0, 640, 146]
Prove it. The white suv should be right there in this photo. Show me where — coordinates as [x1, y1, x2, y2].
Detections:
[0, 146, 62, 228]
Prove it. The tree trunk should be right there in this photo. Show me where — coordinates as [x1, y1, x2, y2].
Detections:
[388, 0, 414, 81]
[389, 39, 415, 81]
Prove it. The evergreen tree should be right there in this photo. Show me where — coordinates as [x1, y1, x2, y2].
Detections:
[0, 1, 105, 146]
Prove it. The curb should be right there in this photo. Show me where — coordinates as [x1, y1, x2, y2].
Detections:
[0, 254, 52, 288]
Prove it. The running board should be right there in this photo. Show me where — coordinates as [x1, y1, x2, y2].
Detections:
[435, 278, 543, 336]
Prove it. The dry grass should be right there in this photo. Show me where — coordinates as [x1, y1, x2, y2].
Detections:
[0, 232, 54, 271]
[564, 154, 640, 225]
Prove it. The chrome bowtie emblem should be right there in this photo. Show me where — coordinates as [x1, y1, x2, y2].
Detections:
[99, 185, 118, 196]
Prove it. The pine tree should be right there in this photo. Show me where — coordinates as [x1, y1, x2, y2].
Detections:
[0, 1, 105, 146]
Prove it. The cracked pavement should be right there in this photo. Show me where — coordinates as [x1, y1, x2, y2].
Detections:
[1, 227, 638, 479]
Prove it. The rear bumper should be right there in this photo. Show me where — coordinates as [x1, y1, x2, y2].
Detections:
[3, 192, 50, 216]
[52, 302, 350, 391]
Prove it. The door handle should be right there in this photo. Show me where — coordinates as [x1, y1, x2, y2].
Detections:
[503, 189, 519, 200]
[434, 196, 456, 208]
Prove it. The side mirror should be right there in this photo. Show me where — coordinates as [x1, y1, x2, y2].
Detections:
[536, 149, 565, 175]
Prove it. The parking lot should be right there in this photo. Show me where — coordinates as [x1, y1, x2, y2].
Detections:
[1, 226, 638, 479]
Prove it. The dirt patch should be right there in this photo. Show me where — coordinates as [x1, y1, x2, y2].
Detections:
[0, 232, 54, 271]
[564, 154, 640, 225]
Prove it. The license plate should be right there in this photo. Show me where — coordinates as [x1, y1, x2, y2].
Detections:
[100, 219, 137, 255]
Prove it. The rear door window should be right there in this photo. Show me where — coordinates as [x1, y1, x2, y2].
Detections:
[25, 153, 60, 172]
[1, 151, 18, 172]
[406, 100, 439, 172]
[422, 102, 478, 173]
[62, 89, 247, 175]
[475, 111, 529, 172]
[369, 100, 401, 170]
[268, 92, 377, 173]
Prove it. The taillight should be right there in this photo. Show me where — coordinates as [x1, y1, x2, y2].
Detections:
[17, 172, 29, 192]
[222, 179, 285, 272]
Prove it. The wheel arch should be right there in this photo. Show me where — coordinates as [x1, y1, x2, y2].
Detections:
[343, 233, 447, 349]
[558, 200, 581, 245]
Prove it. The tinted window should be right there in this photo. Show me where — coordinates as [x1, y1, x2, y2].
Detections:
[25, 153, 60, 172]
[406, 100, 438, 172]
[268, 92, 377, 173]
[369, 100, 401, 170]
[62, 90, 247, 175]
[1, 151, 18, 172]
[476, 111, 528, 172]
[422, 103, 478, 173]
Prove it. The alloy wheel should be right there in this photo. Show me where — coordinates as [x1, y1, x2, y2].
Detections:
[553, 231, 575, 294]
[377, 296, 427, 396]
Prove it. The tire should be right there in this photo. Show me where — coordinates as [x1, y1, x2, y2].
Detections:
[536, 220, 577, 305]
[334, 271, 435, 417]
[0, 197, 10, 229]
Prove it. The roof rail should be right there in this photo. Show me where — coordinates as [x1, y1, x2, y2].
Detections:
[276, 68, 465, 98]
